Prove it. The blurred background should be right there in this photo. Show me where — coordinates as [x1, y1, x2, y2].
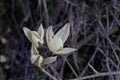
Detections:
[0, 0, 120, 80]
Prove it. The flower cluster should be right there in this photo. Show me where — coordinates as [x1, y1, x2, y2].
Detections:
[23, 23, 77, 67]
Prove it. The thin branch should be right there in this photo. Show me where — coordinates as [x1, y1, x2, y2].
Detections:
[70, 71, 120, 80]
[88, 63, 98, 74]
[66, 59, 78, 78]
[49, 65, 62, 80]
[80, 48, 98, 77]
[40, 67, 57, 80]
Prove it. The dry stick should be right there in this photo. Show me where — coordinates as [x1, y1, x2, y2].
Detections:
[98, 48, 118, 68]
[115, 35, 120, 49]
[99, 47, 118, 80]
[70, 71, 120, 80]
[117, 64, 120, 80]
[70, 15, 80, 74]
[106, 50, 115, 80]
[49, 65, 62, 80]
[106, 6, 110, 37]
[60, 60, 66, 79]
[110, 10, 120, 26]
[97, 18, 107, 37]
[107, 38, 120, 62]
[80, 48, 98, 77]
[109, 9, 120, 80]
[78, 34, 94, 48]
[109, 40, 120, 53]
[63, 0, 77, 7]
[116, 65, 120, 80]
[116, 61, 120, 80]
[43, 0, 49, 26]
[40, 67, 57, 80]
[65, 59, 78, 78]
[77, 33, 95, 75]
[88, 63, 98, 74]
[105, 11, 115, 78]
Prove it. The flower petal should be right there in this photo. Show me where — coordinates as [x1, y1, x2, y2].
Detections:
[31, 31, 42, 47]
[31, 45, 39, 55]
[37, 23, 44, 44]
[42, 56, 57, 65]
[46, 26, 54, 43]
[46, 26, 55, 52]
[23, 27, 32, 42]
[48, 37, 63, 52]
[54, 48, 77, 54]
[31, 54, 43, 66]
[55, 23, 70, 43]
[37, 55, 44, 67]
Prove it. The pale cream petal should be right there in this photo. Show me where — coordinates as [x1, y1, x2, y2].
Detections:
[37, 23, 44, 43]
[31, 31, 42, 47]
[54, 48, 77, 54]
[48, 37, 63, 52]
[48, 26, 54, 38]
[30, 54, 43, 63]
[23, 27, 32, 42]
[42, 56, 57, 65]
[37, 55, 44, 67]
[46, 26, 49, 43]
[46, 26, 54, 43]
[46, 26, 54, 51]
[31, 54, 38, 63]
[31, 54, 43, 67]
[31, 45, 39, 55]
[55, 23, 70, 43]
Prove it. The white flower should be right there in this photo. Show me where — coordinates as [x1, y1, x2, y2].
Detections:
[23, 24, 44, 47]
[46, 23, 77, 54]
[31, 45, 57, 67]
